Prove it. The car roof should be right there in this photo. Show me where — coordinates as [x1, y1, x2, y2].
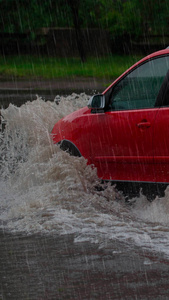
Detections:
[136, 48, 169, 64]
[103, 48, 169, 94]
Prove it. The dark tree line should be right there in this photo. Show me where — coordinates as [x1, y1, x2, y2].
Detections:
[0, 0, 168, 35]
[0, 0, 168, 60]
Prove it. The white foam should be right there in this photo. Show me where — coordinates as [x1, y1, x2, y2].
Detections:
[1, 94, 169, 258]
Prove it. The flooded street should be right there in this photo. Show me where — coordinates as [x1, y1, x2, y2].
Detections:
[1, 88, 169, 299]
[1, 231, 169, 300]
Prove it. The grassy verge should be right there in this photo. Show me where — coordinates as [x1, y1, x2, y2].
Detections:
[0, 54, 143, 80]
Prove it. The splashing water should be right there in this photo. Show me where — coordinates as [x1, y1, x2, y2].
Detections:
[1, 93, 169, 257]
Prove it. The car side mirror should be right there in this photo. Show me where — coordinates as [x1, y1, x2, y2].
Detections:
[88, 94, 105, 110]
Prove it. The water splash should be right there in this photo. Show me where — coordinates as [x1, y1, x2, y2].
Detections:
[1, 94, 169, 257]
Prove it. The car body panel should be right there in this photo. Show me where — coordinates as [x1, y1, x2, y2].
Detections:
[51, 48, 169, 185]
[90, 108, 158, 181]
[153, 107, 169, 183]
[51, 107, 93, 162]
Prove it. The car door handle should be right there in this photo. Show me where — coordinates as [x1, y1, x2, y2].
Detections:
[137, 121, 151, 129]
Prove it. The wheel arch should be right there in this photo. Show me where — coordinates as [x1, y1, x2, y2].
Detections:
[59, 139, 81, 157]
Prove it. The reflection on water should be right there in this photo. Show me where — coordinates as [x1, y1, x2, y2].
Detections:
[1, 94, 169, 298]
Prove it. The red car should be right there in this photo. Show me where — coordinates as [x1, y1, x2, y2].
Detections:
[51, 49, 169, 198]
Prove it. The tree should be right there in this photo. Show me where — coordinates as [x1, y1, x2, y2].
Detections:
[0, 0, 52, 33]
[0, 0, 168, 57]
[66, 0, 86, 62]
[98, 0, 169, 38]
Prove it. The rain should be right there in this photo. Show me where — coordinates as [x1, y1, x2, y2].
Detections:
[1, 1, 169, 299]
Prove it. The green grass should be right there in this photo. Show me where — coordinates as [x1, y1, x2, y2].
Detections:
[0, 54, 143, 80]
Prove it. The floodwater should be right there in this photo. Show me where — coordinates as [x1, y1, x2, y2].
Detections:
[1, 93, 169, 299]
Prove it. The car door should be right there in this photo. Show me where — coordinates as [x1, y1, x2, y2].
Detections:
[90, 55, 169, 182]
[153, 69, 169, 183]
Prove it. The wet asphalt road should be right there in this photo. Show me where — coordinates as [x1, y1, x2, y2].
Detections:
[0, 77, 110, 108]
[1, 231, 169, 300]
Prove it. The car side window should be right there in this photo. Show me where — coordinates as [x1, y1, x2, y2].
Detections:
[109, 56, 169, 111]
